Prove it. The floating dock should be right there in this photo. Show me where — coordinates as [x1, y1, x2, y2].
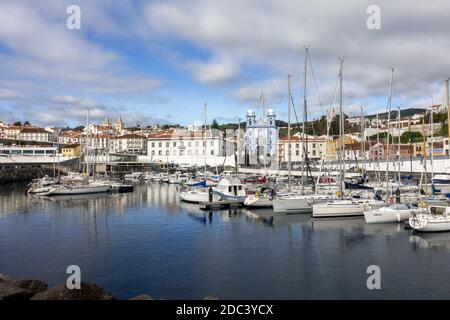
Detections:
[199, 200, 244, 210]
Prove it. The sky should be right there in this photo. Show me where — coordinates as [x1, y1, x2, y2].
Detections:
[0, 0, 450, 127]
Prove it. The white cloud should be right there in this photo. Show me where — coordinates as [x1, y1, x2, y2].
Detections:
[0, 1, 160, 96]
[186, 55, 241, 85]
[144, 0, 450, 115]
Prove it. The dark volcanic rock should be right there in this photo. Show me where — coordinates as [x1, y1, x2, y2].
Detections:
[203, 296, 220, 300]
[0, 282, 35, 300]
[0, 273, 14, 283]
[0, 274, 46, 300]
[31, 282, 115, 300]
[11, 279, 48, 295]
[128, 294, 154, 300]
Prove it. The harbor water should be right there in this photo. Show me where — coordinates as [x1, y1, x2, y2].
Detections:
[1, 182, 450, 299]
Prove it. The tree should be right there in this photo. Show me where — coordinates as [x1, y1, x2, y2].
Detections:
[211, 118, 219, 129]
[400, 131, 423, 144]
[13, 121, 21, 126]
[24, 121, 31, 126]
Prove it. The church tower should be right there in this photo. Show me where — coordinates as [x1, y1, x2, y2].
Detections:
[114, 116, 124, 132]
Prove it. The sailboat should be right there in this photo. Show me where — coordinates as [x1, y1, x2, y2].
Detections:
[312, 60, 384, 218]
[409, 205, 450, 232]
[273, 48, 337, 214]
[364, 203, 424, 224]
[41, 110, 110, 196]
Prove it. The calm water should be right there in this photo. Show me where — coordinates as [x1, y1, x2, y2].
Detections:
[1, 182, 450, 299]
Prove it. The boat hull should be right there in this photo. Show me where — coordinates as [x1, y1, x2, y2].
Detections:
[312, 203, 368, 218]
[364, 207, 417, 224]
[45, 185, 110, 196]
[409, 214, 450, 232]
[273, 198, 311, 214]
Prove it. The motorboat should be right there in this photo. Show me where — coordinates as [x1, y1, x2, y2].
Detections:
[169, 172, 189, 184]
[179, 189, 219, 203]
[213, 177, 246, 203]
[364, 203, 424, 224]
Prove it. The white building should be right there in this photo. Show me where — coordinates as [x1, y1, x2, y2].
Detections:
[112, 133, 147, 154]
[244, 109, 278, 165]
[58, 131, 82, 144]
[3, 126, 22, 139]
[19, 127, 54, 143]
[278, 134, 327, 163]
[143, 128, 235, 167]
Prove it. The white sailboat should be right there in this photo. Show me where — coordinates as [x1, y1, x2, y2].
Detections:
[312, 199, 384, 218]
[364, 203, 424, 224]
[409, 206, 450, 232]
[312, 60, 387, 218]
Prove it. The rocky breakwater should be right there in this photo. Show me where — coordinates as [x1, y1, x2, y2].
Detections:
[0, 273, 118, 300]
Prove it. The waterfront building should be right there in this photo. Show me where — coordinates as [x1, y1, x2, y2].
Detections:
[277, 134, 327, 163]
[144, 128, 234, 167]
[19, 127, 54, 143]
[113, 133, 147, 154]
[0, 145, 57, 156]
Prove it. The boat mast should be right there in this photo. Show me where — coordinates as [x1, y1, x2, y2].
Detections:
[203, 102, 207, 176]
[301, 47, 308, 194]
[385, 67, 394, 200]
[408, 117, 413, 178]
[86, 109, 90, 178]
[397, 106, 401, 183]
[430, 96, 434, 193]
[360, 106, 365, 175]
[446, 78, 450, 142]
[376, 113, 380, 183]
[338, 58, 344, 198]
[287, 74, 292, 191]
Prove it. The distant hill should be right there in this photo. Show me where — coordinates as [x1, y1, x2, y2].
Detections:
[365, 108, 427, 120]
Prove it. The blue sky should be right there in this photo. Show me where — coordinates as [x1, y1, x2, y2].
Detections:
[0, 0, 449, 127]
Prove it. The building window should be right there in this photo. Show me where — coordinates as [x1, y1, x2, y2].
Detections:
[195, 141, 199, 147]
[166, 142, 169, 147]
[158, 150, 162, 155]
[159, 142, 162, 148]
[151, 150, 155, 155]
[173, 141, 176, 147]
[188, 141, 192, 147]
[166, 150, 169, 155]
[211, 150, 214, 155]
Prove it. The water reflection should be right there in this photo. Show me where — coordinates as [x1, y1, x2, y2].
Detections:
[1, 181, 450, 299]
[410, 233, 450, 251]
